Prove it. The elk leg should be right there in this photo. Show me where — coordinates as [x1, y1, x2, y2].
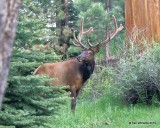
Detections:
[70, 86, 77, 111]
[76, 89, 80, 97]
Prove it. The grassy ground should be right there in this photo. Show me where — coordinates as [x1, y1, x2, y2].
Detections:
[54, 94, 160, 128]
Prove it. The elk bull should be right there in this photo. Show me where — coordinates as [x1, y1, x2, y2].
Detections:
[33, 16, 123, 110]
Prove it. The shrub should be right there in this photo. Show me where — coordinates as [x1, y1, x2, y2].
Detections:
[110, 43, 160, 105]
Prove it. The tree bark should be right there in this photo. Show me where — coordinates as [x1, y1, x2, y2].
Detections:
[64, 0, 69, 26]
[106, 0, 111, 13]
[105, 0, 112, 62]
[0, 0, 21, 109]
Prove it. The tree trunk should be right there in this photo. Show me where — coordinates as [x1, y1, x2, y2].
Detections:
[105, 43, 110, 62]
[55, 0, 70, 54]
[64, 0, 69, 26]
[0, 0, 21, 109]
[106, 0, 111, 13]
[105, 0, 112, 62]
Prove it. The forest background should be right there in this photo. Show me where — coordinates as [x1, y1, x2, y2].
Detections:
[0, 0, 160, 128]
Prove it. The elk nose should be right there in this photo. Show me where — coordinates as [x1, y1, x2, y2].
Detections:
[77, 56, 83, 62]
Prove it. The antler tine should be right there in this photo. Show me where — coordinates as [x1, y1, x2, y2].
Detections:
[77, 17, 84, 42]
[72, 40, 81, 47]
[87, 38, 94, 47]
[111, 15, 118, 36]
[83, 27, 94, 47]
[72, 18, 94, 49]
[110, 15, 124, 39]
[83, 27, 94, 35]
[71, 29, 78, 43]
[77, 18, 94, 43]
[95, 15, 124, 47]
[71, 27, 86, 48]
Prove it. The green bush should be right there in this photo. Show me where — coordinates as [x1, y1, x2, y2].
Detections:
[110, 43, 160, 104]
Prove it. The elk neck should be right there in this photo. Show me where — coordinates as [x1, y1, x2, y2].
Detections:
[77, 57, 95, 82]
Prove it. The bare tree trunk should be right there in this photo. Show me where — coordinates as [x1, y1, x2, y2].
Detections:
[105, 0, 112, 62]
[64, 0, 68, 26]
[0, 0, 21, 109]
[55, 0, 70, 54]
[105, 43, 110, 61]
[106, 0, 111, 13]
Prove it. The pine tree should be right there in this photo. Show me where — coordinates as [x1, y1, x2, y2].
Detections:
[68, 0, 79, 28]
[15, 0, 56, 48]
[54, 0, 79, 54]
[0, 50, 69, 128]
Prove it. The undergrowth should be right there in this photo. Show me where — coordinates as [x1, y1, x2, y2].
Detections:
[110, 43, 160, 104]
[54, 42, 160, 128]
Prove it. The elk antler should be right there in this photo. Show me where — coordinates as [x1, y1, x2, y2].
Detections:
[72, 15, 124, 50]
[93, 15, 124, 48]
[72, 17, 94, 49]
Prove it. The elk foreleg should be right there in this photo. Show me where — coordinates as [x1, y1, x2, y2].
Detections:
[70, 86, 77, 111]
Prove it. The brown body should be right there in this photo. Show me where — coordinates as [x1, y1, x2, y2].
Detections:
[33, 16, 123, 110]
[34, 59, 84, 88]
[34, 50, 95, 110]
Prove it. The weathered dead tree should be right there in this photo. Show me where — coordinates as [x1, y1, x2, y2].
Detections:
[0, 0, 21, 109]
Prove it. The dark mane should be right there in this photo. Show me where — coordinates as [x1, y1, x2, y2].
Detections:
[79, 60, 95, 82]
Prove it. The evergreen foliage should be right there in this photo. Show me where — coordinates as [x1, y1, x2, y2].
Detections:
[75, 0, 106, 45]
[15, 0, 78, 50]
[15, 0, 55, 48]
[68, 0, 79, 28]
[0, 50, 69, 128]
[54, 0, 79, 55]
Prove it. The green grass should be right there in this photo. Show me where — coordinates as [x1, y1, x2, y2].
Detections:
[54, 94, 160, 128]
